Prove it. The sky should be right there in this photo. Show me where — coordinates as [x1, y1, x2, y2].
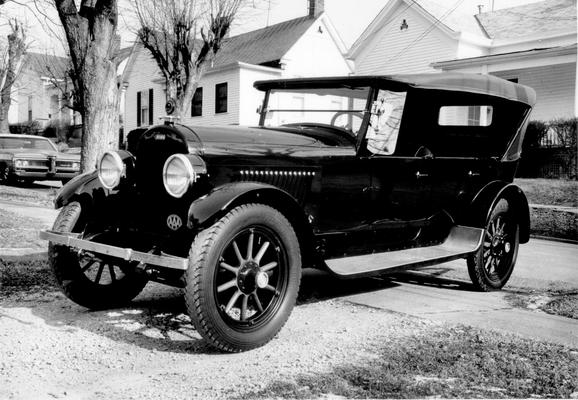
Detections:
[0, 0, 546, 55]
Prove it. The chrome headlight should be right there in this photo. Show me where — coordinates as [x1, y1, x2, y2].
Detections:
[163, 154, 197, 198]
[98, 151, 124, 189]
[72, 162, 80, 171]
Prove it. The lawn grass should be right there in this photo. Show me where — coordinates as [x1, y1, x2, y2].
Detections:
[515, 178, 578, 207]
[0, 255, 56, 298]
[542, 295, 578, 320]
[506, 289, 578, 320]
[245, 325, 577, 399]
[0, 183, 56, 208]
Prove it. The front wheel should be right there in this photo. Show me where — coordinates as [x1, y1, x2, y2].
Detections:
[467, 199, 519, 291]
[184, 203, 301, 352]
[48, 201, 148, 309]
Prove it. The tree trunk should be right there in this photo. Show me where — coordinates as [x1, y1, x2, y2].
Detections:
[56, 0, 120, 173]
[0, 21, 26, 134]
[80, 59, 119, 171]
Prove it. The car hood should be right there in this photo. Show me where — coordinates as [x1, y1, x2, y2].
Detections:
[186, 125, 323, 151]
[1, 148, 80, 161]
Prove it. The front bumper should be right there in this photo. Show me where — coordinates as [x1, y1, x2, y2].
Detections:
[13, 169, 78, 180]
[39, 230, 188, 270]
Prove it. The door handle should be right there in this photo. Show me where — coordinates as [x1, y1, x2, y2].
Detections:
[468, 171, 480, 177]
[415, 171, 429, 179]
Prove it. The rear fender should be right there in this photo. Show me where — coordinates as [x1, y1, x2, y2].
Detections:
[466, 181, 530, 243]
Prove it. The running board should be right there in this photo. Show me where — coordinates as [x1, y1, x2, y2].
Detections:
[325, 225, 484, 278]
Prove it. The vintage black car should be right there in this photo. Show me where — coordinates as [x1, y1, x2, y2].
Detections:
[0, 134, 80, 184]
[41, 73, 536, 352]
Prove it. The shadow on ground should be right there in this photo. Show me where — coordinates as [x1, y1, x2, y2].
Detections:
[1, 254, 475, 355]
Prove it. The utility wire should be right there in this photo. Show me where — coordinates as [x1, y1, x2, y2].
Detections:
[372, 0, 466, 73]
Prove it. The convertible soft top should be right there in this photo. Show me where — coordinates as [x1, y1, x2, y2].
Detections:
[254, 73, 537, 106]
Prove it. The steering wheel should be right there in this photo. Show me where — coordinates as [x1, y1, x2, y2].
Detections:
[330, 111, 364, 132]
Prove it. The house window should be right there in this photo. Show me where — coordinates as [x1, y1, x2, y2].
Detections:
[137, 89, 154, 127]
[215, 82, 228, 114]
[28, 96, 33, 122]
[191, 87, 203, 117]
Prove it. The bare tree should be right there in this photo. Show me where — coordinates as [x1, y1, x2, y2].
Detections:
[132, 0, 245, 119]
[0, 19, 26, 133]
[53, 0, 122, 172]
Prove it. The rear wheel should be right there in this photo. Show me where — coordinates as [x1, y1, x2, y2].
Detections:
[48, 201, 148, 309]
[184, 203, 301, 352]
[467, 199, 519, 291]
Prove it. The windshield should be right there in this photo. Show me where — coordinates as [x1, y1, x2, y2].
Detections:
[262, 86, 371, 137]
[0, 137, 57, 152]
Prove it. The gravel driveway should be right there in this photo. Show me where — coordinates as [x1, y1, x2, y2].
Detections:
[0, 270, 437, 400]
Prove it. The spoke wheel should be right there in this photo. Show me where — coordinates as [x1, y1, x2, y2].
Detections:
[48, 201, 148, 309]
[215, 226, 287, 326]
[185, 203, 301, 352]
[468, 199, 519, 291]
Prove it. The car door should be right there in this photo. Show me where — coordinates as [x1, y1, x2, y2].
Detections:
[361, 88, 436, 252]
[314, 147, 373, 259]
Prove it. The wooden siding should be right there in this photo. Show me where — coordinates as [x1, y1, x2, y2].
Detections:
[124, 50, 165, 132]
[283, 18, 352, 77]
[493, 63, 576, 120]
[354, 5, 458, 75]
[180, 68, 241, 127]
[238, 67, 281, 126]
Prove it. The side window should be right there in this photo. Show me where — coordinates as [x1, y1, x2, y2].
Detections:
[438, 105, 493, 127]
[366, 90, 406, 155]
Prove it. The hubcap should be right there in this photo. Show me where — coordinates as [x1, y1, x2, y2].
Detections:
[215, 227, 286, 323]
[482, 214, 515, 281]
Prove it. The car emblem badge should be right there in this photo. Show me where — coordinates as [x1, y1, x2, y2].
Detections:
[166, 214, 182, 231]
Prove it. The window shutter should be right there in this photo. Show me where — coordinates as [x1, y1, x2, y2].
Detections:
[148, 89, 154, 126]
[136, 91, 141, 127]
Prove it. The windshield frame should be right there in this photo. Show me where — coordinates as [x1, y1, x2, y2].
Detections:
[258, 85, 374, 143]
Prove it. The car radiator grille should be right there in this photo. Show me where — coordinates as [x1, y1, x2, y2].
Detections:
[236, 169, 315, 203]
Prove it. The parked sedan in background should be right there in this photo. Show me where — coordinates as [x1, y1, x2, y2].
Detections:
[0, 134, 80, 185]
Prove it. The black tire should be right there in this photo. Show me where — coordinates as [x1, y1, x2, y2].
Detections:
[467, 198, 519, 291]
[48, 201, 148, 309]
[184, 203, 302, 352]
[0, 164, 11, 183]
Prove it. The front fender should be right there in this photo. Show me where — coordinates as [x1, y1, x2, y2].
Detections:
[55, 170, 107, 209]
[188, 182, 300, 229]
[55, 150, 135, 209]
[466, 181, 530, 243]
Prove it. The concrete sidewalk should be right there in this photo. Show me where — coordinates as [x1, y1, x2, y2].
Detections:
[345, 279, 578, 348]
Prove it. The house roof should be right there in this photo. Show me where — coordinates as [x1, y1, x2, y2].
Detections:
[476, 0, 576, 40]
[350, 0, 577, 58]
[416, 0, 485, 36]
[23, 52, 69, 79]
[212, 16, 317, 67]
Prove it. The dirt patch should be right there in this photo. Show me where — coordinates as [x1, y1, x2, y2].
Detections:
[0, 208, 48, 249]
[505, 289, 578, 320]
